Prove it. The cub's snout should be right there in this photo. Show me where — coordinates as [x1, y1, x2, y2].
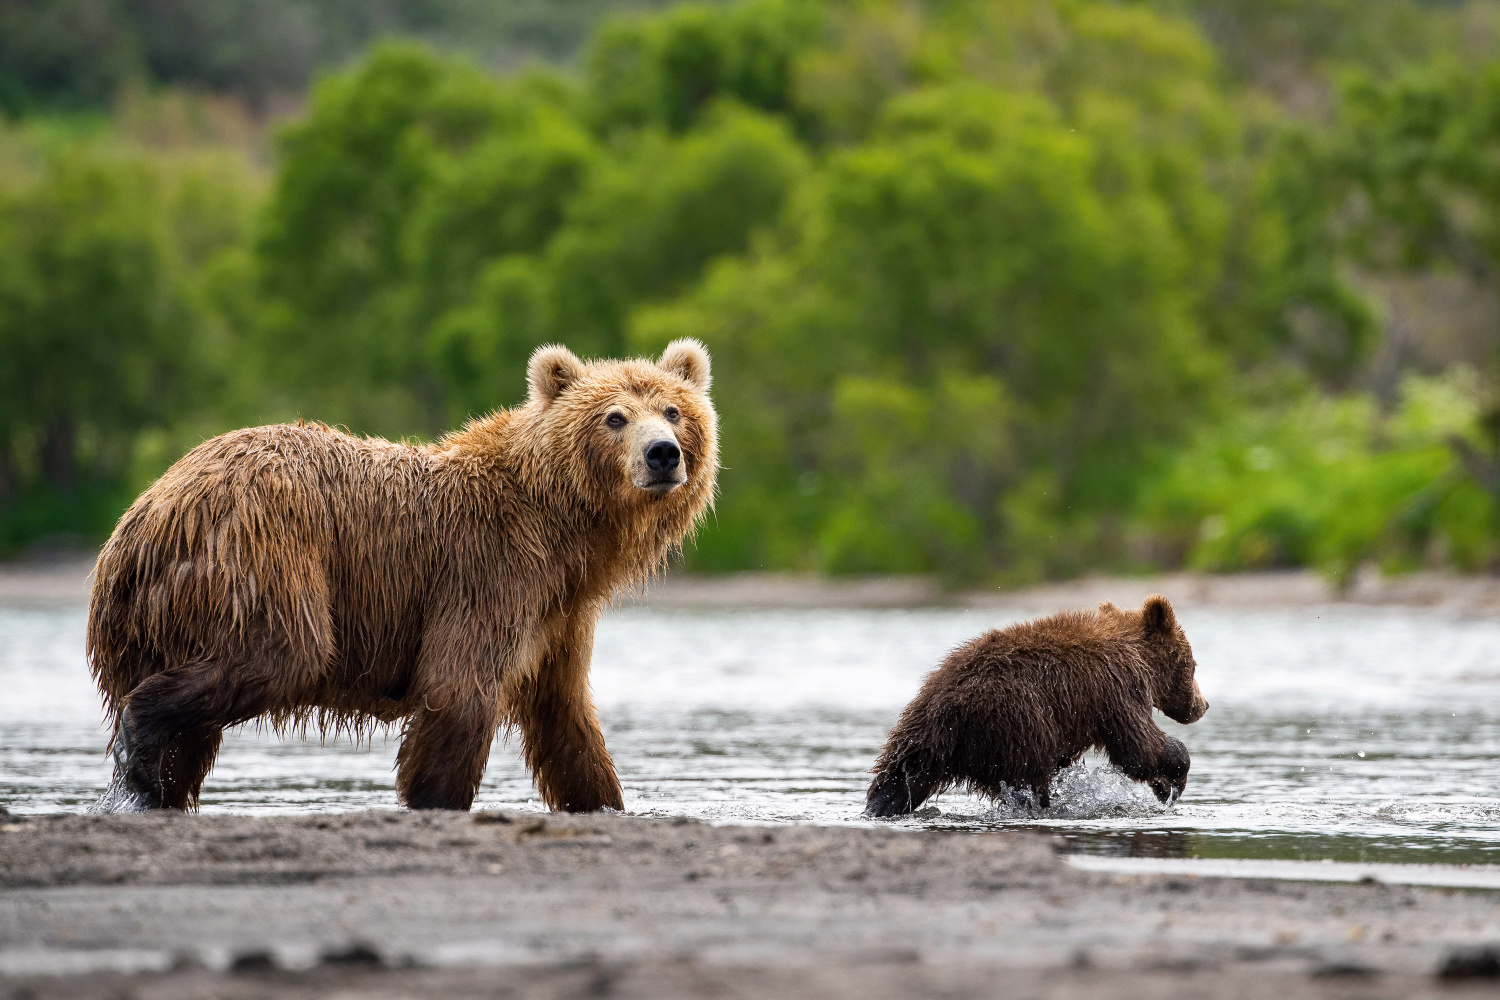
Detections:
[1170, 684, 1209, 725]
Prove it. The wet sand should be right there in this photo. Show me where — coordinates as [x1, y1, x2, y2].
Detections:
[2, 810, 1499, 997]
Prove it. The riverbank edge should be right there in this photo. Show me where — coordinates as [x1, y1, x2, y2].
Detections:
[7, 553, 1500, 613]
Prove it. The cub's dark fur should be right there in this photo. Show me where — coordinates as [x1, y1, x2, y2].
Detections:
[867, 596, 1208, 816]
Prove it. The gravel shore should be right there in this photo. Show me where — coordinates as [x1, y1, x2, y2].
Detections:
[2, 810, 1499, 998]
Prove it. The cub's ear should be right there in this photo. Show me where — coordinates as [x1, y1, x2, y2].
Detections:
[528, 344, 585, 405]
[1142, 595, 1177, 634]
[659, 338, 711, 390]
[1098, 600, 1119, 613]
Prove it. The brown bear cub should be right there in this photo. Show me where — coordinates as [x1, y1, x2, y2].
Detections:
[88, 340, 716, 813]
[866, 596, 1208, 817]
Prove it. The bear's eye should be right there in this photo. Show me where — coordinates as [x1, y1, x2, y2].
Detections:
[664, 406, 680, 423]
[605, 412, 627, 429]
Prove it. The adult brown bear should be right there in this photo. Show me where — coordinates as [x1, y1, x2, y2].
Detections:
[88, 340, 717, 813]
[866, 596, 1208, 816]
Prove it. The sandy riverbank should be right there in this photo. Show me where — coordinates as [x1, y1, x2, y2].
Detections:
[9, 551, 1500, 614]
[1, 811, 1498, 998]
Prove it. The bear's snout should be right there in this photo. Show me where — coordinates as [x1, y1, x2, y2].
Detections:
[639, 437, 684, 493]
[627, 416, 688, 493]
[645, 439, 681, 475]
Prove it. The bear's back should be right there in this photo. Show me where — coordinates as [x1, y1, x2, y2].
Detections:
[89, 423, 460, 703]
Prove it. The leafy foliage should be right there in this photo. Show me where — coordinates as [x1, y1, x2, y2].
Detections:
[1138, 372, 1493, 582]
[9, 0, 1500, 583]
[0, 130, 254, 550]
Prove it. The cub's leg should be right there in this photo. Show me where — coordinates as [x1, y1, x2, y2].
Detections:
[1099, 713, 1190, 803]
[157, 725, 224, 811]
[116, 656, 284, 809]
[1149, 736, 1191, 804]
[958, 726, 1060, 813]
[514, 616, 623, 813]
[395, 698, 498, 811]
[865, 750, 945, 817]
[865, 688, 957, 817]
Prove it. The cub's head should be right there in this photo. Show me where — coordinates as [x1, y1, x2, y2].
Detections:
[524, 339, 718, 520]
[1131, 595, 1209, 725]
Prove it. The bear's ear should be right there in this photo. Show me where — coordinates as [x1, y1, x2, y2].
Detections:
[1142, 595, 1177, 634]
[659, 338, 711, 391]
[528, 344, 585, 405]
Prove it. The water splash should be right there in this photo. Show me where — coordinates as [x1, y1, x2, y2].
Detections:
[89, 729, 149, 814]
[88, 770, 149, 814]
[971, 760, 1169, 821]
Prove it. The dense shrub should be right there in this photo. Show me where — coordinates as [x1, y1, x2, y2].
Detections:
[9, 0, 1500, 583]
[1137, 373, 1494, 582]
[0, 130, 254, 550]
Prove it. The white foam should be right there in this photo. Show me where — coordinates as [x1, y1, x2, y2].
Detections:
[927, 759, 1170, 822]
[88, 771, 148, 814]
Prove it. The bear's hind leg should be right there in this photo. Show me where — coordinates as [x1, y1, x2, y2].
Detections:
[118, 656, 284, 809]
[396, 699, 497, 810]
[157, 725, 223, 811]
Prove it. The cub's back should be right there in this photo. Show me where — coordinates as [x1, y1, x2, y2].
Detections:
[936, 609, 1148, 700]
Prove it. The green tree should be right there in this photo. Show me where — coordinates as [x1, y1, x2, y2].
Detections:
[586, 0, 824, 134]
[0, 143, 218, 548]
[254, 42, 809, 430]
[636, 80, 1226, 579]
[254, 43, 528, 431]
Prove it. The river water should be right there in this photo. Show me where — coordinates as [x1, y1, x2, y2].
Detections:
[3, 601, 1498, 864]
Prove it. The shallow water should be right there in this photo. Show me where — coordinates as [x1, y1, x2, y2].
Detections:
[3, 602, 1499, 864]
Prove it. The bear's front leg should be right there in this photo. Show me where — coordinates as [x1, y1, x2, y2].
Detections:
[514, 615, 623, 813]
[396, 697, 498, 810]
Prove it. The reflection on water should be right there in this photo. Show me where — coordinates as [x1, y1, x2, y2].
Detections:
[3, 602, 1499, 864]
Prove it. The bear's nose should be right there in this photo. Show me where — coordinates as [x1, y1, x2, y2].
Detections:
[645, 439, 681, 475]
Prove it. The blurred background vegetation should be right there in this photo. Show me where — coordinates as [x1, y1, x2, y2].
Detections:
[7, 0, 1500, 585]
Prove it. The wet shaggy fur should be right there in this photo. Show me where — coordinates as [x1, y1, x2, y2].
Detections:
[866, 596, 1209, 817]
[88, 340, 717, 813]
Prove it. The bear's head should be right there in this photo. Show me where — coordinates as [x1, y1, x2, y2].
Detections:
[1135, 595, 1209, 725]
[522, 339, 718, 526]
